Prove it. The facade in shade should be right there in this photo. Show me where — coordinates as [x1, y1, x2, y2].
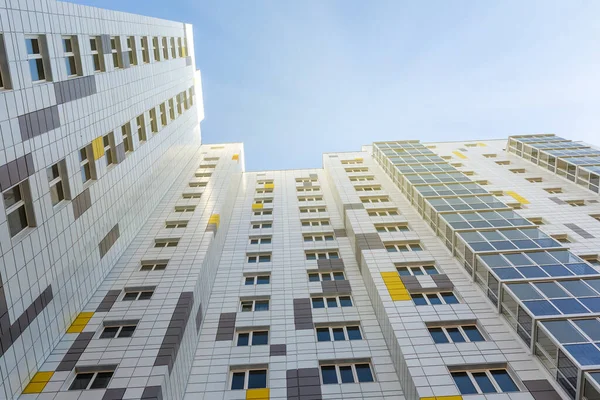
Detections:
[0, 3, 600, 400]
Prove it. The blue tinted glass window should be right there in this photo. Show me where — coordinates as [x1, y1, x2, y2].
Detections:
[333, 272, 345, 281]
[584, 279, 600, 293]
[564, 344, 600, 366]
[542, 264, 572, 277]
[327, 298, 338, 308]
[252, 331, 268, 345]
[339, 366, 354, 383]
[518, 266, 548, 278]
[566, 263, 597, 275]
[321, 366, 337, 384]
[523, 300, 559, 316]
[339, 296, 353, 307]
[257, 276, 270, 284]
[505, 253, 532, 266]
[473, 372, 496, 393]
[429, 328, 448, 344]
[237, 333, 249, 346]
[491, 370, 519, 392]
[512, 239, 536, 249]
[535, 282, 569, 298]
[453, 372, 477, 394]
[248, 370, 267, 389]
[347, 326, 362, 340]
[423, 266, 438, 275]
[574, 319, 600, 340]
[481, 231, 504, 241]
[471, 242, 495, 252]
[245, 277, 254, 285]
[542, 321, 586, 344]
[503, 230, 527, 240]
[397, 267, 411, 276]
[494, 268, 522, 280]
[508, 284, 542, 300]
[427, 294, 442, 305]
[255, 301, 269, 311]
[309, 274, 320, 282]
[332, 328, 345, 341]
[231, 372, 245, 390]
[446, 327, 465, 343]
[528, 252, 557, 265]
[412, 294, 427, 305]
[552, 299, 588, 315]
[441, 293, 459, 304]
[579, 297, 600, 312]
[316, 328, 331, 342]
[322, 274, 332, 281]
[312, 298, 325, 308]
[355, 364, 374, 382]
[561, 281, 597, 297]
[463, 326, 485, 342]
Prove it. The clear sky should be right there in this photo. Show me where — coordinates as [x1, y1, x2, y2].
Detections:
[71, 0, 600, 171]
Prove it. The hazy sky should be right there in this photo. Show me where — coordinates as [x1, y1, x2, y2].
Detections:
[71, 0, 600, 171]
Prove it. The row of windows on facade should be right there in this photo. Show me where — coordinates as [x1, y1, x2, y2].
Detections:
[3, 86, 195, 238]
[0, 34, 188, 88]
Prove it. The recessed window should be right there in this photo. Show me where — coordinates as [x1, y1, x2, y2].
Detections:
[69, 369, 115, 390]
[189, 182, 207, 188]
[3, 181, 35, 237]
[428, 324, 485, 344]
[316, 325, 362, 342]
[308, 271, 345, 282]
[0, 34, 12, 89]
[311, 296, 352, 309]
[464, 143, 477, 148]
[483, 154, 497, 158]
[411, 292, 459, 306]
[154, 238, 179, 247]
[355, 185, 381, 192]
[349, 176, 375, 182]
[361, 196, 389, 204]
[160, 103, 167, 126]
[149, 108, 158, 133]
[506, 202, 522, 210]
[396, 264, 438, 276]
[463, 171, 475, 176]
[345, 167, 369, 173]
[140, 37, 150, 63]
[244, 275, 270, 285]
[341, 159, 363, 165]
[527, 217, 545, 225]
[230, 368, 267, 390]
[320, 362, 374, 384]
[582, 255, 600, 267]
[489, 190, 504, 196]
[297, 187, 320, 192]
[100, 323, 136, 339]
[240, 299, 269, 312]
[175, 205, 196, 212]
[177, 38, 184, 57]
[170, 37, 176, 58]
[296, 177, 317, 183]
[256, 188, 273, 194]
[298, 196, 323, 202]
[567, 200, 585, 207]
[551, 234, 571, 244]
[168, 98, 176, 120]
[544, 188, 563, 194]
[253, 209, 273, 216]
[26, 35, 50, 82]
[162, 37, 169, 59]
[252, 222, 273, 229]
[121, 123, 133, 153]
[385, 242, 423, 252]
[195, 172, 212, 178]
[136, 114, 147, 142]
[176, 93, 183, 115]
[526, 177, 543, 183]
[495, 160, 510, 165]
[127, 36, 137, 65]
[103, 133, 116, 167]
[301, 219, 330, 227]
[368, 209, 399, 217]
[249, 237, 271, 245]
[165, 221, 188, 228]
[303, 233, 335, 242]
[122, 290, 154, 301]
[47, 160, 70, 206]
[451, 369, 518, 394]
[247, 253, 271, 263]
[79, 145, 96, 184]
[152, 37, 160, 61]
[306, 251, 339, 260]
[199, 163, 217, 169]
[254, 198, 273, 204]
[189, 87, 194, 106]
[509, 168, 525, 174]
[62, 36, 80, 77]
[140, 261, 168, 271]
[237, 330, 269, 346]
[375, 224, 409, 233]
[299, 206, 326, 213]
[110, 36, 121, 68]
[182, 193, 201, 199]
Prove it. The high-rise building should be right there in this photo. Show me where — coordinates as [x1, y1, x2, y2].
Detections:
[1, 3, 599, 400]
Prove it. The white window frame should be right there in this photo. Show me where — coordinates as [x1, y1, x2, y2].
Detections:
[47, 160, 70, 206]
[368, 209, 399, 216]
[316, 325, 362, 342]
[136, 114, 147, 143]
[79, 145, 96, 184]
[355, 185, 381, 192]
[154, 238, 179, 247]
[140, 261, 168, 271]
[0, 34, 11, 89]
[306, 251, 339, 260]
[254, 198, 273, 204]
[301, 219, 330, 227]
[297, 187, 320, 192]
[298, 196, 323, 202]
[240, 299, 270, 312]
[411, 292, 459, 305]
[152, 36, 160, 61]
[162, 37, 169, 60]
[127, 36, 137, 65]
[253, 209, 273, 216]
[122, 290, 154, 301]
[252, 222, 273, 229]
[26, 35, 50, 82]
[189, 182, 207, 188]
[319, 363, 374, 384]
[345, 167, 368, 172]
[149, 108, 158, 133]
[296, 178, 317, 183]
[236, 330, 269, 346]
[229, 368, 268, 390]
[249, 237, 272, 245]
[256, 188, 273, 194]
[303, 234, 335, 242]
[244, 275, 271, 285]
[165, 221, 188, 228]
[110, 36, 122, 68]
[100, 324, 137, 339]
[311, 295, 352, 309]
[544, 187, 563, 194]
[177, 37, 183, 57]
[300, 207, 326, 213]
[62, 35, 80, 77]
[3, 181, 35, 237]
[141, 37, 150, 63]
[375, 224, 409, 232]
[160, 103, 168, 126]
[349, 176, 374, 182]
[361, 196, 389, 203]
[121, 123, 133, 153]
[103, 132, 116, 166]
[451, 369, 518, 394]
[396, 264, 438, 276]
[170, 37, 176, 58]
[428, 325, 485, 343]
[168, 98, 176, 120]
[176, 93, 183, 115]
[68, 369, 115, 390]
[385, 242, 423, 252]
[247, 253, 271, 263]
[175, 205, 196, 212]
[182, 193, 201, 199]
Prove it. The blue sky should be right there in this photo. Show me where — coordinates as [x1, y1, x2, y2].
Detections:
[71, 0, 600, 171]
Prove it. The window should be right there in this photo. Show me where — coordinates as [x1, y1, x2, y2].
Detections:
[0, 34, 11, 89]
[298, 196, 323, 202]
[177, 37, 183, 57]
[170, 37, 176, 58]
[247, 254, 271, 263]
[451, 369, 518, 394]
[345, 167, 368, 173]
[136, 114, 147, 142]
[237, 330, 269, 346]
[195, 172, 212, 178]
[240, 299, 269, 312]
[160, 103, 167, 126]
[306, 251, 339, 260]
[183, 38, 188, 56]
[154, 238, 179, 247]
[428, 324, 485, 343]
[303, 233, 335, 242]
[79, 145, 96, 183]
[165, 221, 187, 228]
[355, 185, 381, 192]
[462, 171, 475, 176]
[182, 193, 201, 199]
[141, 37, 150, 63]
[256, 188, 273, 194]
[396, 264, 438, 276]
[507, 202, 522, 210]
[252, 222, 272, 229]
[3, 181, 35, 237]
[464, 143, 477, 147]
[110, 37, 121, 68]
[188, 182, 207, 188]
[316, 325, 362, 341]
[551, 234, 571, 244]
[361, 196, 389, 204]
[149, 108, 158, 133]
[311, 295, 353, 309]
[300, 206, 326, 213]
[411, 292, 459, 305]
[152, 37, 160, 61]
[375, 224, 409, 233]
[244, 275, 270, 285]
[103, 133, 116, 166]
[582, 255, 600, 267]
[162, 37, 169, 59]
[368, 209, 399, 217]
[175, 205, 196, 212]
[527, 217, 545, 225]
[140, 261, 167, 271]
[62, 36, 80, 77]
[249, 237, 271, 245]
[509, 168, 525, 174]
[127, 36, 137, 65]
[297, 187, 320, 192]
[489, 190, 504, 196]
[525, 177, 543, 183]
[341, 159, 363, 165]
[544, 188, 563, 194]
[301, 219, 330, 227]
[230, 368, 267, 390]
[68, 369, 114, 390]
[188, 87, 194, 106]
[176, 93, 183, 115]
[26, 35, 50, 82]
[320, 362, 374, 384]
[495, 160, 510, 165]
[122, 290, 154, 301]
[121, 123, 133, 153]
[483, 154, 497, 158]
[385, 242, 423, 252]
[253, 209, 273, 216]
[47, 160, 70, 206]
[100, 323, 136, 339]
[349, 176, 375, 182]
[308, 271, 345, 282]
[168, 98, 176, 120]
[567, 200, 585, 207]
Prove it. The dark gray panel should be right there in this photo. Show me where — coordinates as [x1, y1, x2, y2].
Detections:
[303, 181, 312, 187]
[343, 203, 364, 210]
[431, 274, 454, 290]
[185, 56, 192, 66]
[56, 332, 94, 371]
[154, 292, 193, 373]
[333, 229, 347, 238]
[73, 188, 92, 220]
[548, 197, 567, 205]
[195, 303, 203, 332]
[115, 142, 126, 164]
[96, 290, 121, 312]
[288, 368, 321, 400]
[355, 233, 385, 250]
[18, 106, 60, 141]
[102, 388, 126, 400]
[316, 258, 344, 271]
[564, 223, 595, 239]
[399, 276, 421, 290]
[215, 312, 236, 341]
[54, 76, 97, 105]
[270, 344, 286, 356]
[321, 280, 351, 294]
[99, 224, 120, 259]
[0, 153, 35, 190]
[141, 386, 163, 400]
[293, 298, 312, 330]
[523, 380, 562, 400]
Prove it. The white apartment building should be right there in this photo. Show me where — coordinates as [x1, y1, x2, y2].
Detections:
[1, 2, 600, 400]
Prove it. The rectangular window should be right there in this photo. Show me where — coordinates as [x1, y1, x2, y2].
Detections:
[252, 222, 272, 229]
[375, 224, 409, 232]
[299, 206, 326, 213]
[551, 234, 571, 243]
[177, 37, 183, 57]
[100, 323, 137, 339]
[3, 181, 35, 237]
[79, 145, 96, 184]
[308, 271, 345, 282]
[495, 160, 511, 165]
[544, 187, 563, 194]
[240, 299, 269, 312]
[141, 37, 150, 63]
[152, 37, 160, 61]
[154, 238, 179, 247]
[127, 36, 137, 65]
[176, 93, 183, 115]
[296, 177, 317, 183]
[483, 154, 497, 158]
[396, 264, 438, 276]
[349, 176, 374, 182]
[361, 196, 389, 203]
[244, 275, 270, 285]
[237, 330, 269, 346]
[305, 251, 339, 260]
[297, 187, 320, 192]
[253, 209, 273, 216]
[256, 188, 273, 194]
[160, 103, 168, 126]
[341, 159, 363, 165]
[165, 221, 188, 228]
[368, 209, 399, 217]
[188, 87, 194, 105]
[69, 369, 115, 390]
[316, 325, 362, 342]
[451, 369, 518, 394]
[121, 123, 133, 153]
[301, 219, 330, 227]
[428, 324, 485, 344]
[140, 261, 168, 271]
[345, 167, 368, 172]
[355, 185, 381, 192]
[567, 200, 585, 207]
[122, 289, 154, 301]
[411, 292, 459, 306]
[162, 37, 169, 59]
[385, 242, 423, 252]
[110, 36, 121, 68]
[183, 38, 188, 56]
[183, 91, 189, 110]
[0, 34, 12, 89]
[303, 234, 334, 242]
[182, 193, 201, 199]
[509, 168, 525, 174]
[103, 132, 116, 166]
[26, 35, 50, 82]
[249, 237, 272, 245]
[311, 296, 352, 309]
[247, 253, 271, 263]
[47, 160, 70, 206]
[230, 368, 267, 390]
[320, 362, 374, 384]
[168, 98, 176, 120]
[62, 36, 80, 77]
[298, 196, 323, 202]
[188, 182, 207, 188]
[175, 205, 196, 212]
[136, 114, 147, 142]
[582, 255, 600, 267]
[254, 198, 273, 204]
[526, 177, 543, 183]
[149, 108, 158, 133]
[170, 37, 176, 58]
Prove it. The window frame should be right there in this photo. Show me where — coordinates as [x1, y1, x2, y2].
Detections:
[303, 233, 335, 242]
[236, 329, 269, 346]
[305, 251, 339, 260]
[68, 369, 115, 391]
[308, 271, 346, 282]
[141, 36, 150, 63]
[3, 180, 35, 237]
[122, 290, 154, 301]
[0, 34, 12, 89]
[136, 114, 147, 143]
[121, 122, 133, 153]
[154, 238, 179, 247]
[427, 324, 486, 344]
[251, 222, 273, 229]
[240, 299, 270, 312]
[152, 36, 160, 62]
[311, 295, 353, 309]
[99, 323, 137, 339]
[140, 261, 168, 271]
[247, 253, 272, 263]
[396, 264, 438, 276]
[319, 362, 374, 384]
[79, 144, 97, 184]
[316, 324, 363, 342]
[160, 103, 168, 126]
[244, 275, 271, 285]
[411, 291, 459, 306]
[385, 242, 423, 252]
[149, 108, 159, 133]
[375, 223, 409, 233]
[451, 368, 519, 394]
[47, 160, 70, 206]
[229, 368, 268, 390]
[127, 36, 137, 65]
[62, 35, 81, 77]
[103, 132, 116, 167]
[26, 35, 51, 82]
[110, 36, 122, 68]
[162, 37, 169, 59]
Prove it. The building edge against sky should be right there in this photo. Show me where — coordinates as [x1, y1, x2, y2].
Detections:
[1, 1, 600, 400]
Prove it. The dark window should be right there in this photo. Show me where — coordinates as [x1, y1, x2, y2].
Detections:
[237, 333, 249, 346]
[447, 327, 465, 343]
[473, 372, 496, 393]
[138, 291, 153, 300]
[231, 372, 245, 390]
[248, 370, 267, 389]
[257, 276, 270, 284]
[317, 328, 330, 342]
[452, 372, 478, 395]
[429, 327, 449, 344]
[312, 298, 325, 308]
[347, 326, 362, 340]
[252, 331, 268, 345]
[99, 326, 119, 339]
[89, 372, 113, 389]
[491, 370, 518, 392]
[339, 296, 352, 307]
[332, 328, 345, 341]
[355, 364, 374, 382]
[339, 366, 354, 383]
[245, 277, 254, 285]
[326, 298, 338, 308]
[255, 300, 269, 311]
[69, 373, 93, 390]
[321, 366, 338, 384]
[463, 326, 484, 342]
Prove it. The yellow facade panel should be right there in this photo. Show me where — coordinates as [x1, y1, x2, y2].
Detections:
[252, 204, 264, 210]
[505, 190, 530, 204]
[92, 137, 104, 160]
[381, 272, 410, 301]
[232, 154, 239, 160]
[22, 371, 54, 394]
[246, 388, 270, 400]
[66, 312, 94, 333]
[208, 214, 221, 228]
[264, 183, 274, 189]
[452, 151, 467, 160]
